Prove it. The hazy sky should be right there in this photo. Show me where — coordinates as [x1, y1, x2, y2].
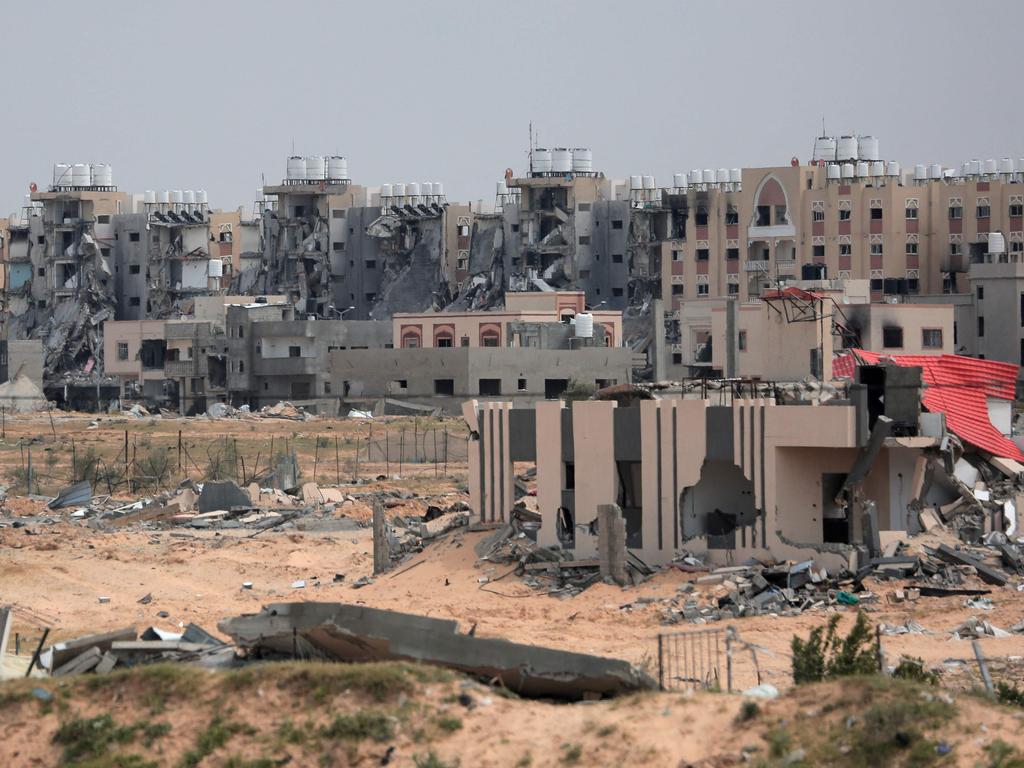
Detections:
[3, 0, 1022, 216]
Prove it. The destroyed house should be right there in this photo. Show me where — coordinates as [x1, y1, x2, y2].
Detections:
[465, 360, 1011, 572]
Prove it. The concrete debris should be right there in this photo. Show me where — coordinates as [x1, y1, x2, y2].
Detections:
[219, 602, 655, 700]
[197, 481, 252, 513]
[48, 480, 92, 510]
[952, 616, 1012, 640]
[0, 373, 48, 413]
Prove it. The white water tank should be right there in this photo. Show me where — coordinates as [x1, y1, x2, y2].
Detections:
[837, 135, 859, 161]
[144, 190, 156, 204]
[305, 155, 326, 180]
[827, 164, 841, 180]
[642, 175, 656, 190]
[970, 159, 982, 176]
[53, 163, 72, 187]
[433, 182, 444, 197]
[496, 180, 508, 196]
[574, 312, 594, 338]
[870, 161, 885, 177]
[91, 163, 113, 187]
[171, 189, 184, 204]
[286, 156, 306, 181]
[914, 164, 927, 181]
[672, 173, 686, 188]
[71, 163, 91, 187]
[571, 148, 593, 173]
[929, 163, 942, 180]
[812, 136, 837, 163]
[855, 161, 869, 177]
[840, 163, 854, 179]
[702, 169, 715, 184]
[421, 182, 433, 197]
[857, 136, 879, 162]
[195, 189, 208, 206]
[208, 259, 224, 278]
[381, 183, 393, 198]
[989, 233, 1006, 254]
[729, 168, 742, 183]
[886, 161, 900, 177]
[716, 168, 729, 185]
[327, 156, 347, 180]
[984, 158, 998, 176]
[532, 148, 552, 173]
[407, 182, 421, 199]
[183, 190, 196, 206]
[551, 147, 571, 173]
[157, 190, 170, 204]
[961, 162, 971, 178]
[999, 158, 1015, 175]
[629, 175, 643, 190]
[688, 170, 701, 186]
[393, 182, 406, 198]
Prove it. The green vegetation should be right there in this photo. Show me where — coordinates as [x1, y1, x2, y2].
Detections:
[52, 713, 169, 768]
[736, 700, 761, 723]
[985, 739, 1024, 768]
[320, 710, 394, 742]
[414, 753, 460, 768]
[179, 716, 254, 768]
[561, 743, 583, 764]
[791, 612, 877, 684]
[996, 681, 1024, 708]
[892, 657, 939, 686]
[436, 715, 463, 732]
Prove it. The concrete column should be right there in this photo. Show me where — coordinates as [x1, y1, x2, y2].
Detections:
[0, 607, 11, 661]
[724, 297, 737, 378]
[372, 499, 391, 575]
[598, 503, 627, 586]
[652, 298, 667, 382]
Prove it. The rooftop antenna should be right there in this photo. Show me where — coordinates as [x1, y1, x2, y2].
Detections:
[528, 121, 533, 175]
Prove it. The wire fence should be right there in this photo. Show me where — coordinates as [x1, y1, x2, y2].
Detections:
[656, 626, 763, 693]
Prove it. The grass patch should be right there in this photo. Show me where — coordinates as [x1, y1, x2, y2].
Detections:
[562, 743, 583, 764]
[320, 710, 394, 742]
[85, 664, 200, 714]
[736, 700, 760, 724]
[52, 713, 166, 767]
[985, 739, 1024, 768]
[223, 758, 277, 768]
[437, 715, 463, 732]
[179, 716, 254, 768]
[414, 753, 459, 768]
[997, 681, 1024, 708]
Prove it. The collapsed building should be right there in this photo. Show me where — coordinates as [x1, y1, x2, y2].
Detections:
[466, 352, 1023, 572]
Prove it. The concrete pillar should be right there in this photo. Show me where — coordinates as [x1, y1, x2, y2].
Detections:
[598, 503, 627, 586]
[652, 298, 667, 382]
[0, 607, 11, 661]
[724, 297, 737, 379]
[372, 500, 391, 575]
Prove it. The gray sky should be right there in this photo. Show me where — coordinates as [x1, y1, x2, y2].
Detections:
[3, 0, 1022, 216]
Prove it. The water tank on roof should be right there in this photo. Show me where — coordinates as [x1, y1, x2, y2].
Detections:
[629, 175, 643, 190]
[984, 158, 998, 176]
[988, 233, 1006, 254]
[914, 164, 927, 181]
[286, 156, 305, 181]
[729, 168, 742, 183]
[812, 136, 837, 163]
[171, 189, 184, 204]
[183, 190, 195, 206]
[886, 161, 900, 177]
[532, 148, 552, 173]
[999, 158, 1015, 175]
[688, 169, 702, 185]
[421, 182, 433, 197]
[407, 182, 421, 199]
[208, 259, 224, 278]
[496, 180, 508, 195]
[837, 135, 859, 161]
[551, 148, 571, 173]
[52, 163, 72, 188]
[195, 189, 208, 206]
[434, 182, 444, 197]
[716, 168, 729, 184]
[571, 148, 592, 173]
[827, 164, 841, 180]
[855, 161, 869, 177]
[91, 163, 112, 187]
[929, 163, 942, 180]
[857, 135, 879, 162]
[870, 161, 885, 177]
[144, 190, 156, 204]
[305, 155, 326, 181]
[840, 163, 854, 179]
[574, 313, 594, 338]
[960, 162, 971, 178]
[381, 183, 393, 198]
[970, 159, 982, 176]
[327, 156, 347, 180]
[702, 169, 715, 184]
[672, 173, 686, 189]
[71, 163, 91, 187]
[157, 190, 170, 204]
[393, 182, 406, 198]
[642, 175, 656, 190]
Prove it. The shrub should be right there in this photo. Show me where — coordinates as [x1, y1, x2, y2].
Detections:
[791, 612, 877, 684]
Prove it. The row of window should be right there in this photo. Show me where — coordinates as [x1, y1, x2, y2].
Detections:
[813, 204, 1022, 222]
[881, 328, 943, 349]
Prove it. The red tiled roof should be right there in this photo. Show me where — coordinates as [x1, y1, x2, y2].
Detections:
[833, 349, 1023, 460]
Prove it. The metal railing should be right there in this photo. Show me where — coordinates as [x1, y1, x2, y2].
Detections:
[656, 625, 763, 693]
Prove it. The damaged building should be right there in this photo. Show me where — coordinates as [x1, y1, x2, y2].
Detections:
[466, 350, 1022, 572]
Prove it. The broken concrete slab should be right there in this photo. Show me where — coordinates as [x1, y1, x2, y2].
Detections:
[933, 544, 1008, 586]
[44, 626, 137, 671]
[197, 481, 251, 513]
[94, 651, 118, 675]
[53, 646, 102, 677]
[220, 602, 655, 700]
[417, 511, 469, 540]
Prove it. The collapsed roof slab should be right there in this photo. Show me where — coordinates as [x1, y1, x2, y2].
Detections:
[219, 602, 655, 700]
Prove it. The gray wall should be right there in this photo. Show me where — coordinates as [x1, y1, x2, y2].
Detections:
[7, 340, 44, 387]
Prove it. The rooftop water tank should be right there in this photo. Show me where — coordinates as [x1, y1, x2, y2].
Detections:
[970, 159, 982, 176]
[886, 161, 900, 177]
[857, 135, 879, 162]
[433, 182, 444, 197]
[574, 312, 594, 338]
[393, 182, 407, 198]
[999, 158, 1015, 175]
[629, 175, 643, 190]
[381, 183, 393, 198]
[812, 136, 837, 163]
[208, 259, 224, 278]
[571, 148, 593, 173]
[642, 175, 656, 190]
[729, 168, 742, 183]
[914, 164, 927, 181]
[856, 161, 869, 177]
[929, 163, 942, 180]
[195, 189, 208, 206]
[837, 135, 859, 162]
[672, 173, 686, 188]
[717, 168, 729, 184]
[870, 161, 885, 177]
[183, 190, 195, 205]
[496, 180, 508, 195]
[532, 148, 552, 173]
[327, 156, 347, 180]
[407, 182, 421, 198]
[286, 156, 306, 181]
[961, 162, 972, 178]
[702, 169, 715, 184]
[989, 232, 1006, 254]
[551, 147, 572, 173]
[840, 163, 855, 179]
[143, 190, 156, 204]
[305, 155, 326, 181]
[171, 189, 184, 204]
[984, 158, 998, 176]
[827, 164, 841, 180]
[157, 190, 170, 204]
[689, 169, 702, 185]
[53, 163, 72, 188]
[91, 163, 112, 187]
[71, 163, 91, 187]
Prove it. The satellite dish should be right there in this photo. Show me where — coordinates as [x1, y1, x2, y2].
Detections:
[790, 157, 800, 167]
[29, 182, 38, 193]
